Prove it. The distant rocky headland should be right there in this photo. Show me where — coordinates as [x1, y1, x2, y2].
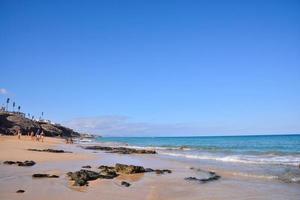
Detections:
[0, 111, 80, 138]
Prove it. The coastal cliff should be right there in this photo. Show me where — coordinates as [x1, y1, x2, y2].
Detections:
[0, 112, 79, 138]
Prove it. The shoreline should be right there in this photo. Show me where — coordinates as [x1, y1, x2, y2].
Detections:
[0, 135, 300, 200]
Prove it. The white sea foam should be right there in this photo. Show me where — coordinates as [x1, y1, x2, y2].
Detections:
[291, 177, 300, 182]
[159, 152, 300, 166]
[232, 172, 278, 180]
[124, 145, 189, 151]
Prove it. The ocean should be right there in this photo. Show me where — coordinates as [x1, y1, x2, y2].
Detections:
[95, 134, 300, 183]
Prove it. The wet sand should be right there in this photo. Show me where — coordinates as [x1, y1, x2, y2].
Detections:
[0, 135, 299, 200]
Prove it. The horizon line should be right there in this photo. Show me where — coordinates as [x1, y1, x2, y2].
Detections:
[99, 133, 300, 138]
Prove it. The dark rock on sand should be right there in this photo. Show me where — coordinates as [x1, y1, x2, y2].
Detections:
[3, 161, 16, 165]
[121, 181, 131, 187]
[84, 146, 156, 154]
[98, 165, 119, 179]
[16, 190, 25, 193]
[185, 171, 221, 183]
[145, 168, 155, 172]
[155, 169, 172, 174]
[67, 164, 172, 186]
[115, 163, 146, 174]
[67, 170, 100, 186]
[3, 160, 36, 166]
[28, 148, 71, 153]
[99, 164, 171, 175]
[18, 160, 36, 166]
[110, 147, 156, 154]
[82, 165, 92, 169]
[32, 174, 59, 178]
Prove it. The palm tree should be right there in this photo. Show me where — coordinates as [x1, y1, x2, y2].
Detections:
[6, 98, 10, 111]
[18, 106, 21, 113]
[13, 102, 15, 112]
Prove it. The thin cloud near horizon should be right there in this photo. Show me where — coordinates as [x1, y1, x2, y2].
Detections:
[63, 116, 300, 137]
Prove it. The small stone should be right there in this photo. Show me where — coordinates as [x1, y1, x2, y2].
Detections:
[155, 169, 172, 174]
[18, 160, 36, 166]
[121, 181, 131, 187]
[16, 190, 25, 193]
[32, 174, 59, 178]
[3, 161, 16, 165]
[3, 160, 35, 166]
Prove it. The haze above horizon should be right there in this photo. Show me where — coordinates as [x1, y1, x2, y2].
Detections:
[1, 0, 299, 136]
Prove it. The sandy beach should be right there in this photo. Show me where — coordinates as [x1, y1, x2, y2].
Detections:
[0, 136, 94, 162]
[0, 135, 299, 200]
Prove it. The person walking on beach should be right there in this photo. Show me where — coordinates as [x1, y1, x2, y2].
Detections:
[35, 129, 40, 142]
[30, 131, 35, 140]
[17, 129, 21, 140]
[40, 130, 44, 142]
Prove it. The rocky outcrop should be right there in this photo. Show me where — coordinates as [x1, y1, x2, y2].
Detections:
[3, 160, 36, 166]
[0, 112, 80, 138]
[67, 170, 100, 186]
[28, 149, 71, 153]
[32, 174, 59, 178]
[39, 122, 63, 136]
[82, 165, 92, 169]
[84, 146, 156, 154]
[0, 112, 39, 135]
[115, 163, 146, 174]
[67, 163, 172, 186]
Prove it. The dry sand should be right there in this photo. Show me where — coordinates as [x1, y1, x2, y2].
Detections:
[0, 135, 94, 162]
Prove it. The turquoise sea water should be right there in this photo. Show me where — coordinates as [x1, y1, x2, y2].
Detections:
[97, 135, 300, 166]
[97, 135, 300, 154]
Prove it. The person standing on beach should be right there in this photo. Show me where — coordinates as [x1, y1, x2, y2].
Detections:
[17, 129, 21, 140]
[35, 129, 40, 141]
[40, 130, 44, 142]
[30, 131, 34, 140]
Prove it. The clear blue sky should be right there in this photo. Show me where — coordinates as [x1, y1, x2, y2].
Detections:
[0, 0, 299, 136]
